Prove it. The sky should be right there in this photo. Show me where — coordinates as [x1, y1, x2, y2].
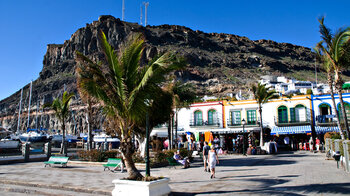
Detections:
[0, 0, 350, 101]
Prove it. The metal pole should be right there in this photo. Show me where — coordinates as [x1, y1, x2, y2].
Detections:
[122, 0, 125, 21]
[17, 88, 23, 133]
[243, 124, 246, 156]
[145, 112, 150, 176]
[27, 81, 33, 130]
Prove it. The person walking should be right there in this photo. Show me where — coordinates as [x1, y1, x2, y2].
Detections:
[202, 141, 210, 172]
[208, 145, 219, 179]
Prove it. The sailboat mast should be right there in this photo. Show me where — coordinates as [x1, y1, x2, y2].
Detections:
[17, 88, 23, 133]
[35, 98, 39, 130]
[27, 81, 33, 130]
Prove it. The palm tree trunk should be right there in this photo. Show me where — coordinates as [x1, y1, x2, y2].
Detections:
[175, 109, 178, 148]
[330, 87, 345, 140]
[60, 121, 66, 155]
[259, 106, 264, 147]
[338, 90, 350, 139]
[120, 137, 143, 180]
[167, 114, 173, 150]
[328, 73, 345, 139]
[87, 100, 92, 150]
[335, 71, 350, 139]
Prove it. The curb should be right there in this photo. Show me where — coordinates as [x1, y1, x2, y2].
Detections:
[0, 179, 110, 195]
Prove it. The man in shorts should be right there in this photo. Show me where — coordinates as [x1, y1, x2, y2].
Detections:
[203, 141, 210, 172]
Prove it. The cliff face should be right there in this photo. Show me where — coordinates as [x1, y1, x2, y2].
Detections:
[0, 15, 325, 133]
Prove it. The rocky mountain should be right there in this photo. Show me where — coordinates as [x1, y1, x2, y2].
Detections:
[0, 15, 341, 133]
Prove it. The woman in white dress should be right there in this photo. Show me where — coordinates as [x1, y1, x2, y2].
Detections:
[208, 145, 219, 178]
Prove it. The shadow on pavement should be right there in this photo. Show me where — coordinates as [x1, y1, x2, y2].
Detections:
[171, 182, 350, 196]
[219, 157, 296, 167]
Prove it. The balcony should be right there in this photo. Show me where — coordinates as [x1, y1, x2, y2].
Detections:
[227, 119, 259, 127]
[189, 119, 220, 127]
[316, 115, 338, 126]
[274, 117, 311, 127]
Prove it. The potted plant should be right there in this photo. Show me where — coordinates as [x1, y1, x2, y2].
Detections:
[76, 27, 185, 195]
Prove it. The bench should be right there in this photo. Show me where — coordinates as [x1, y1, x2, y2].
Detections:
[166, 157, 181, 169]
[44, 156, 69, 168]
[103, 158, 122, 171]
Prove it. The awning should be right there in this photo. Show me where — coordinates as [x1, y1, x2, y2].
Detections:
[271, 125, 340, 135]
[315, 126, 339, 133]
[271, 125, 311, 135]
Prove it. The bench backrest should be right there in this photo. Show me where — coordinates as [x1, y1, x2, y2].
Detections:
[107, 158, 121, 164]
[49, 156, 69, 163]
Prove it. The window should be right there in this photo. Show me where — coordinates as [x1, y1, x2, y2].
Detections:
[290, 108, 296, 122]
[230, 111, 241, 125]
[194, 110, 203, 126]
[319, 104, 331, 123]
[246, 110, 257, 125]
[294, 104, 306, 122]
[278, 106, 288, 123]
[338, 102, 350, 121]
[208, 109, 217, 125]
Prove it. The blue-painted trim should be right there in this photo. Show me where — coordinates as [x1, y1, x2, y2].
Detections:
[317, 102, 333, 114]
[311, 94, 316, 124]
[312, 93, 350, 101]
[337, 101, 350, 108]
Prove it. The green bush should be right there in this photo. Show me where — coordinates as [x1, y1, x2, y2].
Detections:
[77, 150, 121, 162]
[154, 151, 168, 163]
[339, 140, 344, 156]
[331, 133, 341, 139]
[132, 153, 145, 163]
[104, 150, 122, 159]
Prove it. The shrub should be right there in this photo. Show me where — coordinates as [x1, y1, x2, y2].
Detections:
[154, 151, 168, 163]
[324, 132, 341, 141]
[77, 150, 121, 162]
[104, 150, 122, 159]
[331, 133, 341, 139]
[132, 153, 145, 163]
[339, 140, 344, 156]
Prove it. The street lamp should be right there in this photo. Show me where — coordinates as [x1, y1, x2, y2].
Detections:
[145, 111, 150, 176]
[242, 118, 247, 156]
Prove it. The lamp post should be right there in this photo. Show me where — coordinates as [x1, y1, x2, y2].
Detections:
[145, 111, 150, 176]
[242, 118, 247, 156]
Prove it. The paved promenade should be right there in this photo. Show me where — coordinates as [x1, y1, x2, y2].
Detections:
[0, 151, 349, 195]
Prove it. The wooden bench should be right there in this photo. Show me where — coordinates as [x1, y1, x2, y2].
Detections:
[166, 157, 181, 169]
[103, 158, 122, 171]
[44, 156, 69, 168]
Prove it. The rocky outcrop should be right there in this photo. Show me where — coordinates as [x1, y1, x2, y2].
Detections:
[0, 15, 332, 133]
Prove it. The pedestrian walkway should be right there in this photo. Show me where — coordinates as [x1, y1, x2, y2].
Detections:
[0, 151, 349, 195]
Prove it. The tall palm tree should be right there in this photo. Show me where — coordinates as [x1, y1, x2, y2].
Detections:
[314, 47, 345, 139]
[171, 82, 198, 146]
[44, 91, 74, 155]
[76, 31, 185, 179]
[317, 16, 350, 139]
[251, 83, 278, 147]
[165, 82, 198, 149]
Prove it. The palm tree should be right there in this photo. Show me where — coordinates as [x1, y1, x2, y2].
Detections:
[314, 47, 345, 139]
[75, 31, 185, 179]
[170, 82, 198, 146]
[251, 83, 278, 147]
[44, 91, 74, 155]
[317, 16, 350, 139]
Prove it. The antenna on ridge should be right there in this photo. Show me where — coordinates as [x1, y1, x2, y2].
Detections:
[143, 2, 149, 26]
[122, 0, 125, 21]
[140, 4, 143, 25]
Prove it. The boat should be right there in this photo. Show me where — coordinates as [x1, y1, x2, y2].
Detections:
[19, 129, 51, 143]
[51, 134, 79, 143]
[0, 137, 20, 149]
[0, 127, 20, 149]
[93, 132, 120, 149]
